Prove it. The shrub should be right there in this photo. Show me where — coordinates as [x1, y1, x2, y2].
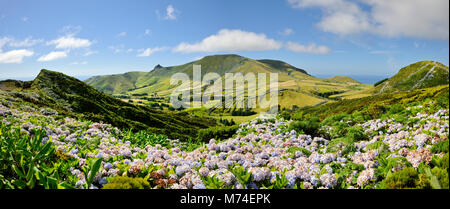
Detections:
[289, 119, 320, 136]
[196, 125, 239, 142]
[346, 126, 367, 141]
[326, 137, 356, 155]
[431, 167, 449, 189]
[431, 140, 449, 153]
[381, 167, 420, 189]
[102, 176, 150, 189]
[387, 104, 405, 115]
[366, 141, 389, 153]
[286, 146, 312, 157]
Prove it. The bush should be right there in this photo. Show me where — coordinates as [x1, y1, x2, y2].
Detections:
[381, 167, 422, 189]
[431, 140, 449, 153]
[431, 167, 449, 189]
[387, 104, 405, 115]
[102, 176, 150, 189]
[196, 125, 239, 142]
[289, 119, 320, 136]
[326, 137, 356, 155]
[286, 146, 312, 157]
[346, 126, 367, 141]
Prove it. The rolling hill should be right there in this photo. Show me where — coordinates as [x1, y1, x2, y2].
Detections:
[0, 69, 217, 139]
[85, 54, 373, 110]
[375, 61, 449, 94]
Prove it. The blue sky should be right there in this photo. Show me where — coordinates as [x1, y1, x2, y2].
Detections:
[0, 0, 448, 80]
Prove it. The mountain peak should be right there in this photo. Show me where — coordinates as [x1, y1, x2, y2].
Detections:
[154, 64, 163, 70]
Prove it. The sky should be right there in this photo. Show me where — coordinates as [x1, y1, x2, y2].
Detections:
[0, 0, 449, 81]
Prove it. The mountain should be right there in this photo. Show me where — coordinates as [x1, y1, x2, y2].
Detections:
[85, 54, 373, 110]
[326, 76, 361, 84]
[0, 69, 216, 139]
[257, 59, 309, 75]
[375, 61, 449, 94]
[85, 71, 147, 95]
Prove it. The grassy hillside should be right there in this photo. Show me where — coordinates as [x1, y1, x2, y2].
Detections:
[85, 54, 373, 112]
[0, 69, 217, 139]
[375, 61, 449, 94]
[85, 71, 147, 95]
[281, 85, 449, 121]
[257, 59, 309, 75]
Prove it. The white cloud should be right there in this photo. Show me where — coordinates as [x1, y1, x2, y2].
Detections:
[173, 29, 282, 53]
[0, 49, 34, 63]
[165, 5, 177, 20]
[37, 51, 67, 62]
[288, 0, 449, 40]
[137, 47, 166, 57]
[0, 37, 11, 50]
[22, 17, 28, 22]
[117, 32, 127, 37]
[285, 42, 331, 54]
[279, 28, 294, 36]
[83, 50, 97, 56]
[47, 35, 92, 49]
[8, 36, 43, 47]
[145, 29, 151, 36]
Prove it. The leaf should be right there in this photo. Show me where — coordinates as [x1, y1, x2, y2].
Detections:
[13, 180, 27, 189]
[87, 158, 103, 186]
[424, 168, 442, 189]
[12, 165, 25, 179]
[47, 176, 58, 189]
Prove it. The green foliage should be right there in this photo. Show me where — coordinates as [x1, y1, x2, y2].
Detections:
[375, 156, 409, 179]
[0, 124, 73, 189]
[431, 167, 449, 189]
[123, 130, 169, 147]
[82, 157, 103, 189]
[326, 137, 356, 155]
[102, 176, 150, 189]
[288, 118, 320, 136]
[346, 126, 367, 141]
[366, 141, 389, 153]
[231, 165, 252, 186]
[291, 85, 449, 120]
[271, 173, 289, 189]
[231, 109, 257, 116]
[202, 174, 225, 189]
[431, 140, 449, 153]
[196, 125, 239, 142]
[380, 167, 422, 189]
[387, 104, 405, 115]
[286, 146, 312, 157]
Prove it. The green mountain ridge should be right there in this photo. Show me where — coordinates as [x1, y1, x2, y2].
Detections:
[85, 54, 372, 110]
[375, 60, 449, 94]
